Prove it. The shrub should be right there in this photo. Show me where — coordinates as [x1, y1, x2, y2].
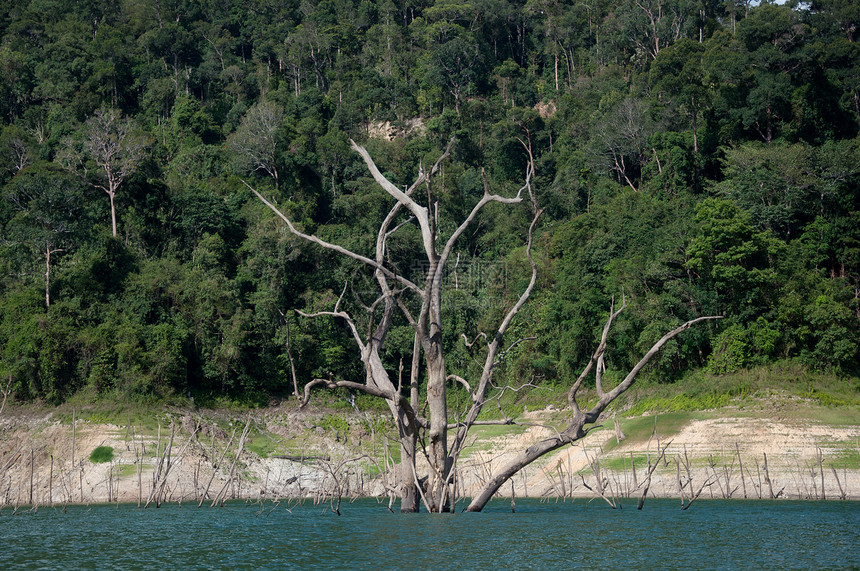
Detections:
[89, 445, 114, 463]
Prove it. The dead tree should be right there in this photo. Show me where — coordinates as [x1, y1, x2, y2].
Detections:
[466, 301, 720, 511]
[228, 101, 284, 189]
[210, 420, 250, 507]
[638, 436, 672, 510]
[57, 107, 147, 237]
[249, 138, 541, 512]
[145, 421, 200, 508]
[251, 139, 718, 513]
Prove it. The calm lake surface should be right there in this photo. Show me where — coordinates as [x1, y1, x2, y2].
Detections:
[1, 498, 858, 570]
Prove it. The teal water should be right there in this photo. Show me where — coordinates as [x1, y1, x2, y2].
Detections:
[1, 499, 858, 570]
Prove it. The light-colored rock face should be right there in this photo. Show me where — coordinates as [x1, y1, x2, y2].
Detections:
[448, 409, 860, 501]
[1, 406, 858, 507]
[367, 119, 426, 141]
[0, 410, 363, 507]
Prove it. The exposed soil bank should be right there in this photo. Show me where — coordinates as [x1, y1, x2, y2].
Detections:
[1, 402, 858, 508]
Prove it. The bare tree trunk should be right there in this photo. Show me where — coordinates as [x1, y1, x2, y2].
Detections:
[425, 344, 452, 511]
[614, 419, 625, 444]
[45, 244, 52, 308]
[831, 466, 846, 500]
[29, 449, 34, 506]
[0, 375, 12, 418]
[109, 190, 117, 237]
[470, 432, 576, 510]
[817, 448, 825, 500]
[134, 427, 142, 508]
[399, 431, 420, 512]
[285, 316, 300, 398]
[763, 452, 775, 499]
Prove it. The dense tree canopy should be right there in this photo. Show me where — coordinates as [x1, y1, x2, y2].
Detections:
[1, 0, 858, 405]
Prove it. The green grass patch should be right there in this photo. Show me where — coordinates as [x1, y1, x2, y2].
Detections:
[454, 423, 529, 440]
[89, 446, 114, 463]
[600, 412, 698, 453]
[616, 362, 859, 416]
[246, 433, 283, 459]
[117, 463, 144, 477]
[599, 454, 650, 471]
[828, 449, 860, 470]
[470, 384, 570, 421]
[800, 387, 856, 407]
[318, 414, 351, 435]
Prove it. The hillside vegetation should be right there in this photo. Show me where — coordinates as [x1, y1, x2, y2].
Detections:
[1, 0, 859, 408]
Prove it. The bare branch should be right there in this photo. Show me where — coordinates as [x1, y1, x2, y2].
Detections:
[466, 308, 720, 512]
[446, 374, 475, 399]
[350, 139, 453, 258]
[296, 303, 365, 352]
[461, 332, 488, 348]
[438, 175, 529, 270]
[447, 157, 543, 467]
[244, 180, 421, 293]
[568, 296, 627, 412]
[492, 208, 543, 341]
[395, 296, 418, 331]
[492, 336, 537, 367]
[600, 315, 723, 405]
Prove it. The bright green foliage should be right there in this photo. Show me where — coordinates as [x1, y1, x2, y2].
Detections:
[89, 446, 114, 464]
[687, 198, 784, 320]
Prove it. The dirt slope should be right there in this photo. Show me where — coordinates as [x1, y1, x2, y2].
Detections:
[1, 402, 858, 508]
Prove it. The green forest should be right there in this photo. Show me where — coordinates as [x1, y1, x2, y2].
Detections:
[0, 0, 858, 406]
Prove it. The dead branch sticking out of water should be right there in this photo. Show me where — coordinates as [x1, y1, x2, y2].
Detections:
[581, 446, 618, 509]
[211, 418, 251, 507]
[677, 446, 716, 510]
[637, 437, 671, 510]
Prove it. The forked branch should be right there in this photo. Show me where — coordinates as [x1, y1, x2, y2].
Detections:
[465, 307, 721, 512]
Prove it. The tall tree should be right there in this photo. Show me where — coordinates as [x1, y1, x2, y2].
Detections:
[650, 38, 708, 153]
[58, 107, 148, 237]
[249, 138, 541, 511]
[2, 163, 82, 308]
[249, 138, 719, 512]
[228, 100, 285, 189]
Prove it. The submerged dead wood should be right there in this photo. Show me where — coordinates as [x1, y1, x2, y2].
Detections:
[211, 418, 251, 507]
[466, 304, 720, 511]
[248, 137, 542, 512]
[247, 136, 722, 513]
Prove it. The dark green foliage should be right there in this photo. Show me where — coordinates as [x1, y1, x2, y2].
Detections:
[89, 446, 114, 464]
[0, 0, 858, 407]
